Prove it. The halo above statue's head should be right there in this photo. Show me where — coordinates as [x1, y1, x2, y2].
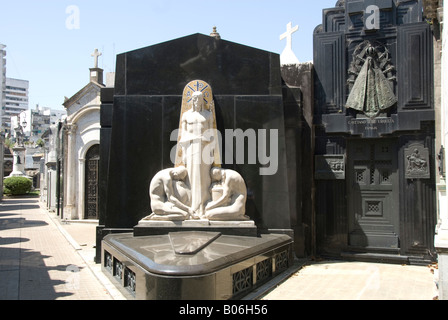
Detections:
[184, 80, 213, 110]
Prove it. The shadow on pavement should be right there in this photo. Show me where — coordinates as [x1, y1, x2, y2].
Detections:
[0, 197, 83, 300]
[0, 217, 48, 231]
[0, 246, 81, 300]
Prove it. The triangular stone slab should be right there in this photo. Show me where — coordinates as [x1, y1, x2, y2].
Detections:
[169, 231, 221, 255]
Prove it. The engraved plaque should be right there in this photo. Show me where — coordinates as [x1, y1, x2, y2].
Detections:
[315, 155, 346, 180]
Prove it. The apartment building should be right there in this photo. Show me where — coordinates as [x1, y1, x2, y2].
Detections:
[0, 44, 6, 131]
[3, 77, 29, 135]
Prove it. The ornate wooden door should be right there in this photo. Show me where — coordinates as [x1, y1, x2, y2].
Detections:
[85, 144, 100, 220]
[347, 139, 400, 250]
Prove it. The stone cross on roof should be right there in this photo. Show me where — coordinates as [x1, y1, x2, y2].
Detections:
[280, 22, 300, 65]
[280, 22, 299, 50]
[91, 49, 102, 68]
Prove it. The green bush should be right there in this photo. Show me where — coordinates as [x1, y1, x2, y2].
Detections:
[4, 177, 33, 195]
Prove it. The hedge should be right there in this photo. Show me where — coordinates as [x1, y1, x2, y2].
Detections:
[4, 177, 33, 195]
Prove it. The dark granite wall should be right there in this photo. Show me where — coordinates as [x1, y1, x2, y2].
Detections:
[99, 34, 293, 244]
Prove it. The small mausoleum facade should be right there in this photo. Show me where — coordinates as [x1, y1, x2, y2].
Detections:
[313, 0, 437, 264]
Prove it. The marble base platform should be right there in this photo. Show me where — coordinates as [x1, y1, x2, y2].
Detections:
[134, 219, 258, 237]
[101, 232, 293, 300]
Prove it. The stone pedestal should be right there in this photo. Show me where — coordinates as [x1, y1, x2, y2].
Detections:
[101, 232, 293, 300]
[134, 219, 258, 237]
[8, 147, 27, 177]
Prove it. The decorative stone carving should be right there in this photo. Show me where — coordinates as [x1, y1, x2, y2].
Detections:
[405, 143, 430, 179]
[14, 125, 25, 147]
[143, 80, 249, 222]
[346, 41, 397, 119]
[209, 26, 221, 40]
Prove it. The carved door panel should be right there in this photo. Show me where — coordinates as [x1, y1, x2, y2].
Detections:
[85, 145, 100, 220]
[347, 139, 400, 250]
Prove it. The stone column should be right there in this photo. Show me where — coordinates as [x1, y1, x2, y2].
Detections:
[65, 124, 78, 220]
[78, 158, 85, 220]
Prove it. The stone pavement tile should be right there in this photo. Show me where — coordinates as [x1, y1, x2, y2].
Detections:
[44, 207, 126, 300]
[0, 205, 23, 300]
[262, 261, 436, 300]
[0, 197, 113, 300]
[59, 222, 97, 248]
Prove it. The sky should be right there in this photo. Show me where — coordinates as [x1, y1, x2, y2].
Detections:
[0, 0, 337, 111]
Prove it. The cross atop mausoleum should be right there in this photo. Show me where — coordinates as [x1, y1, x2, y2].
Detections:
[280, 22, 300, 65]
[91, 49, 102, 68]
[280, 22, 299, 50]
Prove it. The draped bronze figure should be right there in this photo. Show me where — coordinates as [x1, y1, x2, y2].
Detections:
[346, 42, 397, 119]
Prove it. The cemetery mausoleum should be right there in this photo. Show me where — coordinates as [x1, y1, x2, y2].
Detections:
[92, 0, 439, 299]
[313, 0, 437, 263]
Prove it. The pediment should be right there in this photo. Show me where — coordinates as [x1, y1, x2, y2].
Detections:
[63, 81, 104, 112]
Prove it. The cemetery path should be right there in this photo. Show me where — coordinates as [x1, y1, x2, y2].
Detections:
[0, 196, 438, 301]
[0, 196, 121, 300]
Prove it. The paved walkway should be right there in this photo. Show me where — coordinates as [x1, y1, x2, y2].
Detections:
[0, 196, 439, 300]
[263, 260, 438, 300]
[0, 196, 124, 300]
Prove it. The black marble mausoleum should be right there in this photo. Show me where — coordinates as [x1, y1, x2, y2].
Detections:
[96, 33, 298, 299]
[312, 0, 437, 263]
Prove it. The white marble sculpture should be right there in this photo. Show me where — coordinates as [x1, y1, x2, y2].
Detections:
[206, 167, 250, 221]
[144, 80, 248, 222]
[179, 91, 215, 217]
[144, 166, 195, 221]
[8, 125, 30, 178]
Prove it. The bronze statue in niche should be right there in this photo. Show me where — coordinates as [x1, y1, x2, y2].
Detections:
[346, 41, 397, 119]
